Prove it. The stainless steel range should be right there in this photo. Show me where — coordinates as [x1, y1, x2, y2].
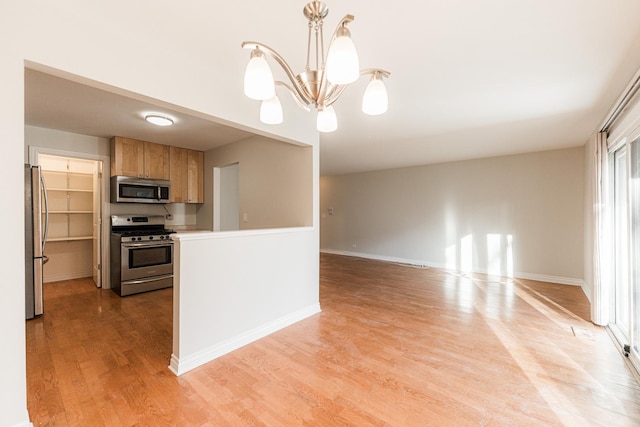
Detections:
[110, 215, 175, 296]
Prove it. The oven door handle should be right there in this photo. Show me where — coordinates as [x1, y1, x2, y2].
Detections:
[122, 274, 174, 285]
[121, 241, 174, 248]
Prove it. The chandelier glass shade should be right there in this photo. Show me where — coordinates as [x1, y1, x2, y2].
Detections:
[241, 1, 390, 133]
[317, 106, 338, 133]
[362, 72, 389, 116]
[243, 50, 275, 101]
[325, 27, 360, 85]
[260, 96, 283, 125]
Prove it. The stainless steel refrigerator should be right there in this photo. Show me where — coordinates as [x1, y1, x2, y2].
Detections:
[25, 164, 49, 320]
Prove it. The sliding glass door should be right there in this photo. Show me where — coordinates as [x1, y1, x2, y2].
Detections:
[612, 147, 630, 347]
[630, 137, 640, 368]
[611, 136, 640, 371]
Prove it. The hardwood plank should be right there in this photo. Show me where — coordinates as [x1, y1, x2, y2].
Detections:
[26, 254, 640, 425]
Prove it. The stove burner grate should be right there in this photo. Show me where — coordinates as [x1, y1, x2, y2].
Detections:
[117, 229, 176, 237]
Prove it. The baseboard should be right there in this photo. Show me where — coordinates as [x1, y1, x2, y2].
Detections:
[514, 272, 583, 287]
[320, 249, 438, 268]
[8, 415, 33, 427]
[169, 303, 322, 376]
[44, 270, 93, 283]
[580, 282, 592, 303]
[320, 248, 584, 287]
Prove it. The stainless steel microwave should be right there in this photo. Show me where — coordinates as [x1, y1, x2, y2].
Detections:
[111, 176, 170, 203]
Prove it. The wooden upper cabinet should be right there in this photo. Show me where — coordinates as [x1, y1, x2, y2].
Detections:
[187, 150, 204, 204]
[170, 147, 203, 203]
[169, 146, 188, 203]
[112, 136, 202, 203]
[110, 137, 170, 180]
[111, 137, 144, 177]
[143, 141, 170, 180]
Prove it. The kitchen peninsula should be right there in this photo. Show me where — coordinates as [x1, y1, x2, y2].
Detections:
[169, 134, 317, 374]
[170, 226, 319, 374]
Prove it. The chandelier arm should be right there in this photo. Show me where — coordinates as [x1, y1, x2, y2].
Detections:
[275, 81, 311, 112]
[323, 84, 348, 107]
[322, 69, 391, 108]
[242, 41, 313, 105]
[316, 14, 355, 107]
[360, 68, 391, 79]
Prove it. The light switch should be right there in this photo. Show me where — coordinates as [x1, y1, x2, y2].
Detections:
[328, 207, 335, 215]
[242, 212, 248, 222]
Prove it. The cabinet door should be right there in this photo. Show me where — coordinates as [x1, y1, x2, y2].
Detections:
[169, 146, 188, 203]
[144, 141, 170, 180]
[111, 137, 144, 177]
[187, 150, 204, 203]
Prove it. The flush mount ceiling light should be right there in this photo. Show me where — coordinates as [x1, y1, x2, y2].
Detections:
[145, 114, 174, 126]
[241, 1, 390, 133]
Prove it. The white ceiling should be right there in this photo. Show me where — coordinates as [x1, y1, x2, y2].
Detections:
[25, 0, 640, 175]
[25, 70, 255, 152]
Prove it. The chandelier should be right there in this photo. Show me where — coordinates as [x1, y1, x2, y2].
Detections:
[241, 1, 390, 133]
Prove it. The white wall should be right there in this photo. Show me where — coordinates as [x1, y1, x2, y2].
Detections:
[171, 227, 319, 374]
[25, 126, 110, 161]
[3, 3, 318, 425]
[1, 40, 30, 427]
[198, 135, 313, 230]
[321, 147, 585, 285]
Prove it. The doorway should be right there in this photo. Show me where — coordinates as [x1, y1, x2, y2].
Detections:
[214, 163, 240, 231]
[29, 149, 109, 289]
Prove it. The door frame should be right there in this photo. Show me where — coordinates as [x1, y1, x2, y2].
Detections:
[29, 146, 111, 289]
[213, 162, 240, 232]
[607, 131, 640, 374]
[609, 145, 631, 348]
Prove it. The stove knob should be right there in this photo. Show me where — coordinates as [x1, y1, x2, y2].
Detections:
[137, 237, 142, 241]
[149, 236, 154, 240]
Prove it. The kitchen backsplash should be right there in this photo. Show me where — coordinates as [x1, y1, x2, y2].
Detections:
[110, 202, 198, 228]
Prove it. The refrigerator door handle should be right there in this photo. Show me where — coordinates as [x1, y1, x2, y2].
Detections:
[40, 172, 49, 257]
[31, 165, 44, 317]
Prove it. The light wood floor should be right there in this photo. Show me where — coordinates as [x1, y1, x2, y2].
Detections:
[27, 253, 640, 426]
